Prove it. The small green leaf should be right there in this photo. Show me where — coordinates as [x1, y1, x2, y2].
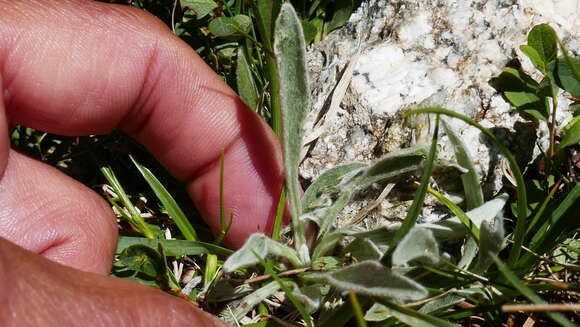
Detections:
[392, 227, 440, 267]
[552, 58, 580, 98]
[275, 3, 310, 256]
[325, 0, 359, 32]
[236, 48, 259, 110]
[520, 45, 545, 72]
[181, 0, 217, 19]
[119, 244, 165, 279]
[301, 19, 318, 44]
[314, 261, 428, 302]
[208, 15, 252, 39]
[559, 116, 580, 149]
[222, 233, 302, 272]
[525, 24, 558, 73]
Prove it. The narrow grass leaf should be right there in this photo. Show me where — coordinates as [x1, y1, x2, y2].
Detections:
[101, 166, 156, 239]
[519, 182, 580, 271]
[274, 3, 310, 254]
[493, 256, 576, 327]
[441, 120, 483, 209]
[116, 236, 232, 256]
[419, 193, 508, 241]
[236, 47, 259, 110]
[130, 156, 198, 242]
[406, 108, 527, 266]
[315, 260, 428, 302]
[427, 187, 480, 241]
[349, 292, 368, 327]
[379, 300, 458, 327]
[392, 227, 440, 267]
[223, 233, 301, 272]
[204, 254, 218, 290]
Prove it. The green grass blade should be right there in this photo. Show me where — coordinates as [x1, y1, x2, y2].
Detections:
[101, 165, 155, 239]
[386, 115, 440, 260]
[406, 107, 527, 266]
[271, 186, 286, 241]
[379, 300, 458, 327]
[493, 256, 576, 327]
[116, 236, 233, 256]
[349, 292, 368, 327]
[204, 254, 218, 290]
[130, 156, 199, 242]
[274, 2, 310, 258]
[441, 120, 484, 209]
[427, 187, 480, 241]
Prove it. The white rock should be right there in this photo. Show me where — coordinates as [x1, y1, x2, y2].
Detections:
[302, 0, 580, 228]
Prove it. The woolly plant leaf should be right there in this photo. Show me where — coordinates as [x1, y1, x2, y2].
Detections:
[223, 233, 301, 272]
[441, 120, 483, 209]
[342, 237, 383, 262]
[220, 280, 282, 323]
[471, 213, 506, 274]
[314, 261, 428, 302]
[275, 2, 310, 254]
[302, 163, 366, 211]
[356, 144, 428, 188]
[392, 227, 440, 267]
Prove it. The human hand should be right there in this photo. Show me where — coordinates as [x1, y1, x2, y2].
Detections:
[0, 0, 285, 325]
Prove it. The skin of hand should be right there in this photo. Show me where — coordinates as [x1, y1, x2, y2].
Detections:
[0, 0, 286, 325]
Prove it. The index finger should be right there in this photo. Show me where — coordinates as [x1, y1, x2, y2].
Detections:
[0, 0, 284, 248]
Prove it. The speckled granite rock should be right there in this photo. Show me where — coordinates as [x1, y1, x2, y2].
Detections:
[301, 0, 580, 228]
